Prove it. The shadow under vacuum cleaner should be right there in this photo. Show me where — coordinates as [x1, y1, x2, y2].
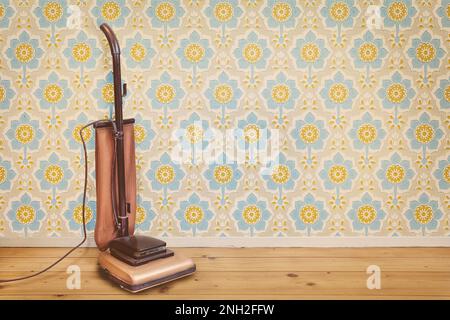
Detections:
[96, 24, 195, 293]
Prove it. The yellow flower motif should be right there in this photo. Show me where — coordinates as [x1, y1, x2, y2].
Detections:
[299, 205, 319, 224]
[156, 84, 175, 104]
[15, 124, 35, 144]
[414, 204, 433, 224]
[272, 2, 292, 22]
[387, 1, 408, 22]
[271, 164, 290, 184]
[72, 124, 92, 143]
[387, 83, 406, 103]
[328, 165, 348, 184]
[101, 83, 115, 103]
[184, 43, 205, 63]
[44, 84, 63, 104]
[0, 86, 5, 102]
[301, 43, 320, 63]
[214, 84, 233, 104]
[16, 205, 36, 224]
[242, 205, 261, 224]
[156, 2, 175, 22]
[101, 1, 121, 21]
[328, 83, 349, 103]
[0, 5, 4, 19]
[357, 123, 377, 144]
[72, 205, 93, 225]
[329, 1, 350, 22]
[299, 124, 319, 144]
[184, 205, 204, 224]
[386, 164, 405, 184]
[134, 124, 146, 144]
[156, 165, 175, 185]
[243, 43, 262, 63]
[271, 84, 290, 103]
[135, 206, 146, 225]
[214, 165, 233, 184]
[44, 165, 64, 185]
[443, 165, 450, 184]
[15, 43, 35, 63]
[130, 43, 146, 62]
[416, 42, 436, 63]
[358, 43, 378, 62]
[185, 124, 203, 143]
[444, 85, 450, 103]
[415, 124, 434, 144]
[43, 1, 63, 22]
[214, 2, 233, 22]
[357, 205, 377, 224]
[72, 43, 92, 63]
[244, 124, 260, 143]
[0, 166, 6, 184]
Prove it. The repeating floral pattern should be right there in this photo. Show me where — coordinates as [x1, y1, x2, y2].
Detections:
[0, 1, 448, 242]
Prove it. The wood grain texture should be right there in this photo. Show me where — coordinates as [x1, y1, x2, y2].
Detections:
[0, 247, 449, 299]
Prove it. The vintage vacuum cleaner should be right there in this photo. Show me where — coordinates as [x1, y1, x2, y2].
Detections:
[95, 23, 196, 293]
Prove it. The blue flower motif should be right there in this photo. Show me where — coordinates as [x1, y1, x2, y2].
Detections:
[204, 0, 243, 28]
[6, 113, 44, 151]
[376, 152, 414, 192]
[290, 193, 328, 236]
[34, 0, 68, 28]
[262, 0, 300, 29]
[92, 72, 115, 116]
[320, 0, 359, 28]
[147, 152, 185, 192]
[236, 112, 270, 151]
[406, 113, 443, 151]
[5, 31, 43, 70]
[134, 113, 155, 151]
[347, 193, 386, 236]
[0, 0, 15, 28]
[34, 72, 72, 111]
[63, 194, 96, 233]
[291, 31, 329, 71]
[147, 71, 185, 110]
[407, 31, 445, 71]
[436, 0, 449, 28]
[262, 72, 300, 111]
[349, 112, 386, 151]
[7, 193, 45, 235]
[135, 195, 156, 232]
[63, 31, 101, 70]
[205, 72, 242, 111]
[176, 31, 213, 71]
[63, 113, 95, 151]
[0, 157, 16, 190]
[35, 153, 73, 191]
[204, 153, 242, 191]
[319, 153, 357, 191]
[320, 71, 357, 111]
[435, 78, 449, 110]
[123, 33, 156, 69]
[377, 71, 415, 111]
[381, 0, 417, 28]
[234, 31, 271, 70]
[0, 78, 15, 110]
[91, 0, 130, 27]
[405, 193, 443, 236]
[175, 193, 214, 236]
[262, 153, 299, 191]
[147, 0, 185, 29]
[291, 112, 329, 152]
[349, 31, 387, 70]
[233, 193, 271, 236]
[433, 156, 450, 190]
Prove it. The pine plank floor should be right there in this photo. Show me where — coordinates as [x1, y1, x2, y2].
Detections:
[0, 247, 449, 300]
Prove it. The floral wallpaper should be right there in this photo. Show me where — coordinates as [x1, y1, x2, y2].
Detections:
[0, 0, 449, 246]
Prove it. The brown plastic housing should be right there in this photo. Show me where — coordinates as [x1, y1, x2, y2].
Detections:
[94, 119, 136, 251]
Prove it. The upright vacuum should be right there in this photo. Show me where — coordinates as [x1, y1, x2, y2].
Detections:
[95, 24, 196, 293]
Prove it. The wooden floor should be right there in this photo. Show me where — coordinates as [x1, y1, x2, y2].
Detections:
[0, 247, 449, 299]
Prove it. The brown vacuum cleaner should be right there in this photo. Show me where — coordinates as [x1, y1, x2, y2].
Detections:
[95, 23, 195, 293]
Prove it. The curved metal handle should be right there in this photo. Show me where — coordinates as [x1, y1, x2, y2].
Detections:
[100, 23, 120, 55]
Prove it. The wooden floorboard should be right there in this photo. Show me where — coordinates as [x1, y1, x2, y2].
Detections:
[0, 247, 449, 299]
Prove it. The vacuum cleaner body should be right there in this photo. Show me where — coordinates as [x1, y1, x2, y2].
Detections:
[95, 23, 196, 292]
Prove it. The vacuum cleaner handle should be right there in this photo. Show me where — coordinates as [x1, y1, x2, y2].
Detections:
[100, 23, 129, 237]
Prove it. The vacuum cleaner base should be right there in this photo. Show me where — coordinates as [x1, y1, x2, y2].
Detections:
[98, 251, 196, 293]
